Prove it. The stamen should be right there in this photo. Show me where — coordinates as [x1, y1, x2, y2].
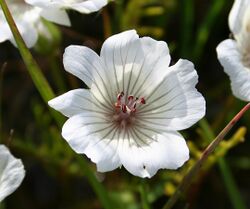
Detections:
[140, 97, 146, 104]
[114, 92, 146, 115]
[128, 95, 134, 100]
[117, 92, 124, 101]
[122, 104, 127, 113]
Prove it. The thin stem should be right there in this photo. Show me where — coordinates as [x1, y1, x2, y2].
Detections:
[180, 0, 194, 57]
[0, 0, 63, 126]
[0, 0, 53, 100]
[76, 155, 113, 209]
[192, 0, 226, 61]
[114, 0, 124, 32]
[139, 180, 152, 209]
[218, 158, 247, 209]
[0, 1, 114, 208]
[102, 7, 112, 39]
[162, 103, 250, 209]
[199, 118, 247, 209]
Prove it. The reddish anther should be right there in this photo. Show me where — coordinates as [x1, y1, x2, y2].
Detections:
[128, 95, 134, 100]
[122, 104, 127, 113]
[140, 98, 146, 104]
[117, 92, 124, 101]
[114, 92, 146, 115]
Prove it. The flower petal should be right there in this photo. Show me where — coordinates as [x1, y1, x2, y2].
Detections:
[100, 30, 139, 95]
[0, 145, 25, 202]
[10, 20, 38, 48]
[63, 45, 114, 106]
[25, 0, 107, 14]
[61, 113, 189, 178]
[61, 113, 121, 171]
[100, 30, 171, 99]
[216, 39, 250, 101]
[137, 59, 205, 131]
[48, 88, 112, 117]
[40, 8, 70, 26]
[118, 130, 189, 178]
[229, 0, 250, 35]
[0, 24, 11, 43]
[128, 37, 171, 97]
[65, 0, 108, 14]
[25, 0, 49, 7]
[0, 7, 39, 48]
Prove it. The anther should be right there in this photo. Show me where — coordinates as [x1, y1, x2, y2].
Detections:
[128, 95, 134, 100]
[117, 92, 124, 101]
[115, 92, 146, 115]
[122, 104, 127, 113]
[140, 97, 146, 104]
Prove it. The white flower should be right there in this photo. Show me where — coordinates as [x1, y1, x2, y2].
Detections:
[0, 0, 70, 48]
[0, 145, 25, 202]
[48, 30, 205, 178]
[25, 0, 108, 14]
[216, 0, 250, 101]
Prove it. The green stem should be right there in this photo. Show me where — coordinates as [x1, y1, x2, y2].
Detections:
[180, 0, 194, 57]
[102, 7, 112, 39]
[139, 180, 151, 209]
[199, 118, 247, 209]
[0, 0, 63, 126]
[192, 0, 226, 61]
[219, 158, 247, 209]
[0, 1, 114, 208]
[0, 0, 53, 100]
[49, 54, 67, 92]
[76, 155, 114, 209]
[162, 103, 250, 209]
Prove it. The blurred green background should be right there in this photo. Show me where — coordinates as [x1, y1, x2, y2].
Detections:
[0, 0, 250, 209]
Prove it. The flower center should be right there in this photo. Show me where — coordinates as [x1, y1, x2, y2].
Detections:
[113, 92, 145, 128]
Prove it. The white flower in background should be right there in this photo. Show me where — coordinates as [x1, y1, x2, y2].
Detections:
[0, 0, 70, 48]
[49, 30, 205, 178]
[216, 0, 250, 101]
[25, 0, 108, 14]
[0, 145, 25, 202]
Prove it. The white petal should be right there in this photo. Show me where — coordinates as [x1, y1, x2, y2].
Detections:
[129, 37, 171, 97]
[0, 145, 25, 202]
[100, 30, 139, 94]
[61, 113, 189, 178]
[40, 8, 71, 26]
[118, 130, 189, 178]
[26, 0, 107, 14]
[63, 45, 113, 105]
[0, 24, 11, 43]
[216, 39, 250, 101]
[65, 0, 108, 13]
[0, 6, 39, 48]
[61, 113, 121, 170]
[25, 0, 50, 7]
[48, 88, 111, 117]
[10, 20, 38, 48]
[137, 59, 205, 131]
[229, 0, 250, 35]
[100, 30, 171, 99]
